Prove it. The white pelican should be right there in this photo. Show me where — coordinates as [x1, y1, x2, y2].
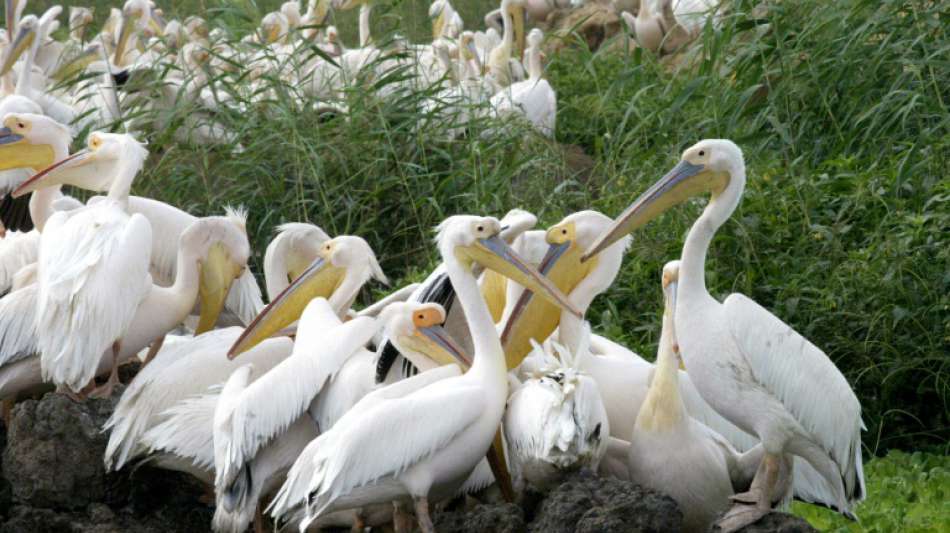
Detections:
[210, 299, 469, 533]
[267, 215, 579, 532]
[68, 7, 94, 46]
[11, 131, 152, 397]
[105, 233, 387, 475]
[625, 260, 763, 532]
[622, 0, 717, 54]
[489, 28, 556, 137]
[582, 139, 865, 525]
[486, 0, 527, 90]
[504, 325, 609, 493]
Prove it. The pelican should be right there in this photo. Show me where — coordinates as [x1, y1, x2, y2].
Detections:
[504, 325, 609, 493]
[8, 131, 153, 397]
[210, 299, 469, 533]
[0, 113, 263, 326]
[625, 260, 763, 532]
[622, 0, 716, 54]
[486, 0, 527, 90]
[489, 28, 556, 137]
[267, 215, 579, 532]
[105, 233, 387, 475]
[68, 7, 94, 45]
[582, 139, 865, 526]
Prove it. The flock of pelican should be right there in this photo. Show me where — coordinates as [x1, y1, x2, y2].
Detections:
[0, 1, 866, 533]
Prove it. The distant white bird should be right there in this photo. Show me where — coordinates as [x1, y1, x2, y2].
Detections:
[582, 139, 865, 527]
[505, 325, 608, 493]
[489, 28, 556, 137]
[622, 0, 717, 54]
[267, 215, 579, 532]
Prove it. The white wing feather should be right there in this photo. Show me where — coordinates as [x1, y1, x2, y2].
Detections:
[0, 230, 39, 294]
[0, 284, 38, 367]
[218, 301, 376, 491]
[269, 366, 468, 518]
[145, 388, 222, 471]
[37, 207, 152, 391]
[725, 293, 865, 501]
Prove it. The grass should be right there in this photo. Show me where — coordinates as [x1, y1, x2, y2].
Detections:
[29, 0, 950, 510]
[794, 451, 950, 532]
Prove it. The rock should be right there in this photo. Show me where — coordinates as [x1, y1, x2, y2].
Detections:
[530, 470, 682, 533]
[2, 388, 124, 509]
[434, 503, 526, 533]
[728, 512, 818, 533]
[0, 419, 10, 518]
[0, 389, 213, 532]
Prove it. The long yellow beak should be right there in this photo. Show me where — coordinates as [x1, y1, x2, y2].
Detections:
[432, 8, 446, 40]
[12, 148, 102, 198]
[114, 11, 138, 66]
[499, 242, 590, 368]
[402, 321, 472, 369]
[582, 160, 727, 262]
[460, 234, 581, 319]
[1, 22, 34, 76]
[228, 256, 346, 357]
[195, 243, 245, 334]
[510, 2, 525, 61]
[0, 128, 55, 173]
[51, 42, 101, 81]
[5, 0, 19, 36]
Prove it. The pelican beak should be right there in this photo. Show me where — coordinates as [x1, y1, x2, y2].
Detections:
[114, 9, 139, 66]
[228, 255, 346, 357]
[5, 0, 19, 35]
[1, 22, 34, 76]
[431, 7, 445, 40]
[509, 2, 526, 60]
[195, 243, 244, 334]
[148, 12, 165, 35]
[0, 128, 55, 172]
[582, 160, 727, 262]
[401, 305, 472, 369]
[263, 23, 281, 44]
[11, 148, 106, 197]
[51, 42, 101, 81]
[312, 0, 331, 26]
[500, 223, 598, 368]
[662, 276, 682, 369]
[460, 234, 581, 318]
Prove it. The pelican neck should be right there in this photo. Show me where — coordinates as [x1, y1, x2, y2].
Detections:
[445, 252, 506, 382]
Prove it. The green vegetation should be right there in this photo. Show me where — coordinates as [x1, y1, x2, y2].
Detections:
[793, 451, 949, 532]
[25, 0, 950, 527]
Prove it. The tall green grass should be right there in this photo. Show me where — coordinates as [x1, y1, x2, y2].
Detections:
[29, 0, 949, 454]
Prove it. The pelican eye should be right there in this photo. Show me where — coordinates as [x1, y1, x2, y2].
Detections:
[561, 228, 567, 235]
[16, 122, 24, 129]
[476, 225, 484, 232]
[698, 150, 705, 156]
[417, 313, 424, 320]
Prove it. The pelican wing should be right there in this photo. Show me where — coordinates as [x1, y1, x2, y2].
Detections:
[271, 365, 461, 517]
[724, 293, 865, 502]
[37, 208, 152, 391]
[278, 376, 482, 515]
[145, 388, 222, 471]
[218, 302, 376, 492]
[0, 284, 38, 366]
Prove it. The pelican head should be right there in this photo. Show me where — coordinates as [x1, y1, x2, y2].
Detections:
[260, 11, 289, 44]
[183, 15, 209, 39]
[0, 113, 71, 172]
[583, 139, 743, 261]
[229, 235, 388, 357]
[115, 0, 153, 65]
[13, 132, 149, 197]
[331, 0, 366, 11]
[184, 215, 252, 334]
[429, 0, 448, 40]
[68, 7, 94, 42]
[661, 259, 681, 363]
[382, 301, 472, 369]
[437, 215, 581, 317]
[0, 14, 36, 76]
[501, 211, 628, 366]
[281, 1, 303, 29]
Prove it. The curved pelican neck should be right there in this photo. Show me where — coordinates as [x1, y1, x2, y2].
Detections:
[29, 136, 71, 232]
[637, 306, 684, 430]
[328, 269, 367, 319]
[679, 163, 745, 302]
[105, 147, 147, 207]
[445, 252, 506, 382]
[157, 239, 203, 317]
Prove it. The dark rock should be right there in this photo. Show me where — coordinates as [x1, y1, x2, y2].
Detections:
[0, 389, 213, 532]
[0, 419, 10, 518]
[530, 470, 682, 533]
[729, 512, 818, 533]
[2, 387, 124, 509]
[435, 502, 526, 533]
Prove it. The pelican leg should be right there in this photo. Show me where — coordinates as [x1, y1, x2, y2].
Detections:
[486, 427, 516, 502]
[716, 453, 785, 532]
[392, 501, 413, 533]
[89, 341, 121, 399]
[58, 380, 95, 402]
[141, 335, 166, 367]
[253, 505, 264, 533]
[2, 397, 14, 426]
[413, 496, 435, 533]
[350, 509, 365, 532]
